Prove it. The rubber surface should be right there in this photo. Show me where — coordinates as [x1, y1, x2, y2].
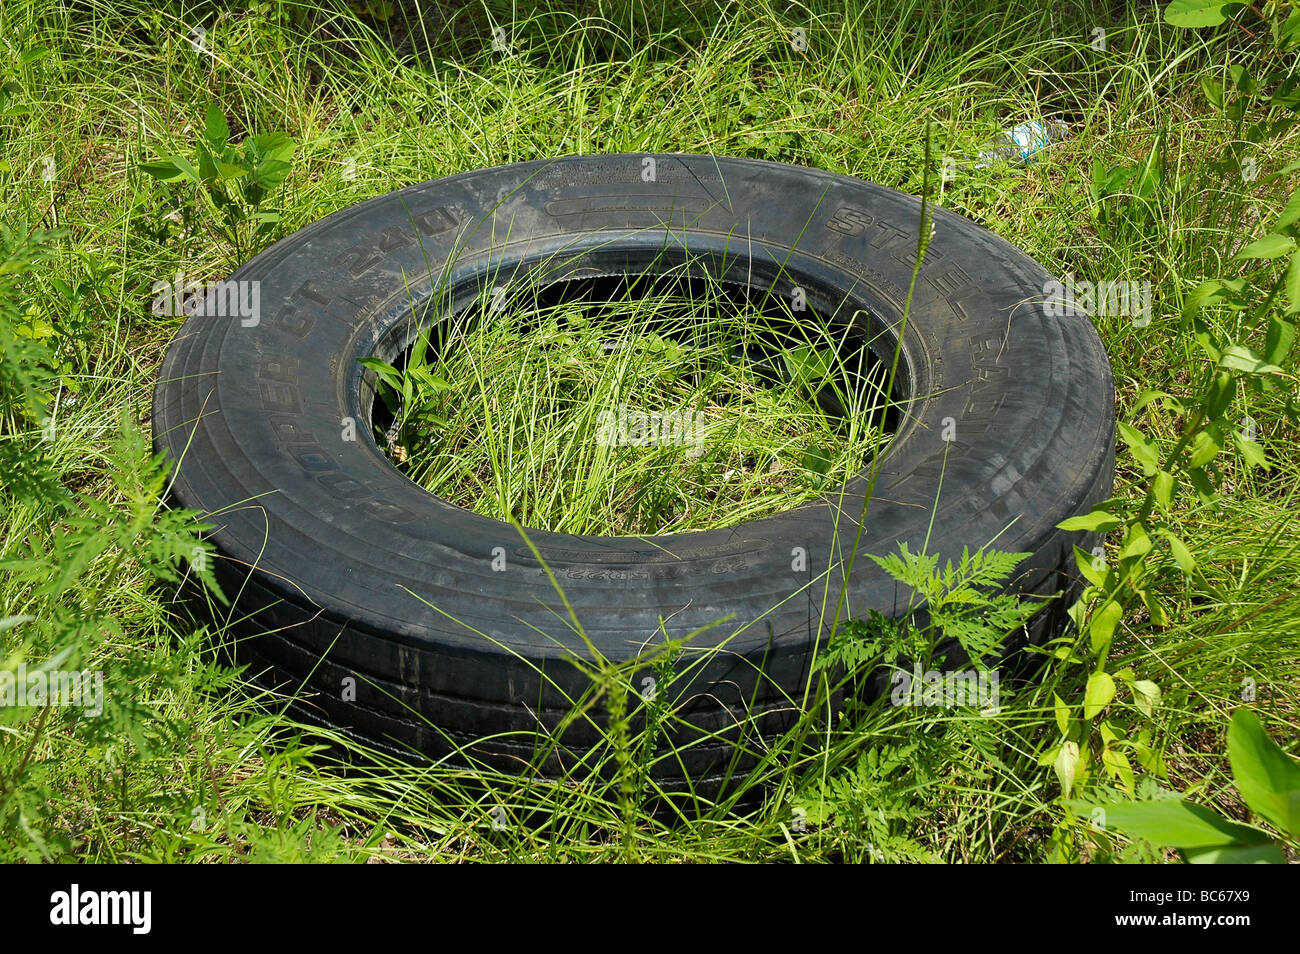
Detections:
[152, 154, 1115, 790]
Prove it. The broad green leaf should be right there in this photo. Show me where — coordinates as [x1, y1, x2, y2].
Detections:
[1135, 738, 1167, 776]
[1204, 370, 1235, 420]
[1103, 747, 1135, 794]
[1038, 742, 1062, 768]
[1077, 797, 1261, 848]
[1227, 708, 1300, 837]
[1074, 544, 1109, 587]
[1151, 470, 1174, 509]
[1058, 510, 1123, 533]
[1282, 7, 1300, 44]
[407, 365, 451, 392]
[409, 331, 430, 369]
[1132, 679, 1160, 716]
[1232, 431, 1268, 468]
[138, 160, 187, 183]
[252, 158, 292, 189]
[1194, 325, 1223, 361]
[1276, 188, 1300, 230]
[165, 153, 201, 184]
[1087, 495, 1128, 512]
[1234, 233, 1295, 260]
[1186, 426, 1222, 468]
[1118, 521, 1154, 560]
[1184, 842, 1285, 863]
[1117, 422, 1159, 476]
[1218, 344, 1283, 375]
[1084, 671, 1116, 719]
[1228, 64, 1257, 96]
[1054, 740, 1079, 797]
[1163, 0, 1233, 28]
[1138, 585, 1169, 627]
[1054, 693, 1071, 736]
[1181, 278, 1229, 317]
[1155, 530, 1196, 575]
[1089, 599, 1124, 654]
[248, 132, 296, 164]
[783, 346, 840, 397]
[197, 142, 217, 183]
[1130, 388, 1180, 415]
[1200, 74, 1224, 109]
[801, 445, 832, 475]
[1186, 466, 1217, 502]
[1270, 73, 1300, 110]
[204, 103, 230, 148]
[215, 161, 248, 181]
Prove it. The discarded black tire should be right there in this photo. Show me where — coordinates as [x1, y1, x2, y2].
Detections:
[152, 154, 1115, 793]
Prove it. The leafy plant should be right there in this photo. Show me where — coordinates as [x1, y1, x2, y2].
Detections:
[0, 38, 49, 129]
[781, 343, 859, 485]
[792, 738, 943, 863]
[0, 225, 225, 860]
[139, 104, 296, 257]
[358, 328, 452, 460]
[798, 544, 1045, 862]
[1074, 708, 1298, 863]
[1087, 128, 1192, 244]
[1165, 0, 1300, 37]
[818, 542, 1045, 704]
[1047, 3, 1300, 831]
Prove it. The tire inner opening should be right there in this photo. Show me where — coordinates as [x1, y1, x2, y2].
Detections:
[363, 268, 910, 537]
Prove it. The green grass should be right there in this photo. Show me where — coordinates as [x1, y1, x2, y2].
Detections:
[369, 267, 894, 535]
[1, 0, 1298, 862]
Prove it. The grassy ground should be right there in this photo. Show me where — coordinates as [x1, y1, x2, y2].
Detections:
[1, 0, 1297, 862]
